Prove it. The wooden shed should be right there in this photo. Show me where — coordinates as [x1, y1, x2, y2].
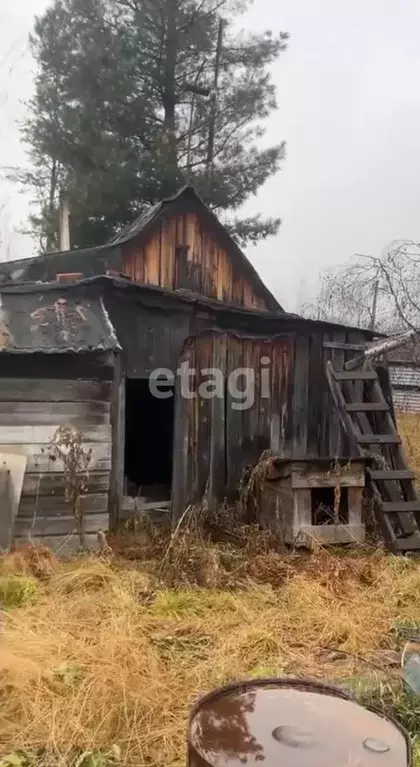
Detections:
[1, 186, 418, 554]
[0, 275, 378, 552]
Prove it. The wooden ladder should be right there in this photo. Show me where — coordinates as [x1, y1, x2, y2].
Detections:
[326, 360, 420, 553]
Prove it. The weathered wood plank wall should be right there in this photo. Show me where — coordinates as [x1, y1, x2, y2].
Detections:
[173, 333, 294, 516]
[106, 295, 192, 378]
[122, 211, 268, 311]
[0, 370, 114, 551]
[172, 328, 368, 519]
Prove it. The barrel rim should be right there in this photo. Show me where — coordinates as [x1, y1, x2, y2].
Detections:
[187, 677, 411, 766]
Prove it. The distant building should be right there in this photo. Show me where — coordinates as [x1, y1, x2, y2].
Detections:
[386, 340, 420, 413]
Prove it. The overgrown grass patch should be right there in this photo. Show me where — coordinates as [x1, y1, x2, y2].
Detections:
[0, 576, 38, 609]
[346, 674, 420, 733]
[0, 546, 419, 765]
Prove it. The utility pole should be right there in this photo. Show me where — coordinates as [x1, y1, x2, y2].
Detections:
[370, 279, 379, 332]
[59, 191, 71, 252]
[206, 18, 225, 177]
[162, 0, 178, 174]
[185, 79, 211, 174]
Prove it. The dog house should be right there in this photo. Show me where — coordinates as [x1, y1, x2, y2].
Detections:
[258, 457, 366, 546]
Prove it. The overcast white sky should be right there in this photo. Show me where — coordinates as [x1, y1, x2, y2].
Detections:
[1, 0, 420, 312]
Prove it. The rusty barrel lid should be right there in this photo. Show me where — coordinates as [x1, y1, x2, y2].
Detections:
[188, 678, 411, 767]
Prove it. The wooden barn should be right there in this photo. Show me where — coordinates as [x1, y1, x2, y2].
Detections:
[0, 186, 419, 554]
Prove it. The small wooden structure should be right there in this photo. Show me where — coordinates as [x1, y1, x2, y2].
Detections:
[4, 185, 417, 553]
[259, 458, 366, 546]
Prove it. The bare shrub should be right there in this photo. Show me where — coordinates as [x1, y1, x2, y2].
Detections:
[45, 425, 92, 549]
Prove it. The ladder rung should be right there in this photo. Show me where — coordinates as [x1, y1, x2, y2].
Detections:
[383, 501, 420, 514]
[345, 402, 389, 412]
[357, 434, 401, 445]
[334, 371, 377, 381]
[393, 537, 420, 552]
[368, 469, 416, 481]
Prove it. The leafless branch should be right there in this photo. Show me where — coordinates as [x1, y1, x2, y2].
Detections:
[306, 240, 420, 335]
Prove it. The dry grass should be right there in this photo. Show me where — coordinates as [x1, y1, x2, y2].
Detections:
[398, 412, 420, 479]
[0, 544, 419, 766]
[1, 407, 420, 763]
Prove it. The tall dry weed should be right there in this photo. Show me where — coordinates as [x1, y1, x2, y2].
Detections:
[398, 411, 420, 481]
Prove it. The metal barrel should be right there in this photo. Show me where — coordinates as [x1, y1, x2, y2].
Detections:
[188, 678, 411, 767]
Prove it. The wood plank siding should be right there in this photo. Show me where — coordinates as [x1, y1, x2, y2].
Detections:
[122, 211, 269, 311]
[172, 328, 371, 518]
[0, 374, 113, 552]
[173, 332, 294, 516]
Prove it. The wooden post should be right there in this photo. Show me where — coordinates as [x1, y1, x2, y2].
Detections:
[292, 336, 309, 458]
[109, 354, 125, 531]
[328, 331, 346, 459]
[208, 335, 227, 508]
[0, 466, 13, 551]
[171, 367, 190, 528]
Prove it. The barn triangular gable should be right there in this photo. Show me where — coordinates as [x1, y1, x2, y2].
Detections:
[109, 186, 283, 313]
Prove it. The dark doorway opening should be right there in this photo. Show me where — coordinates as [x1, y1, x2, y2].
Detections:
[124, 378, 174, 500]
[311, 486, 349, 525]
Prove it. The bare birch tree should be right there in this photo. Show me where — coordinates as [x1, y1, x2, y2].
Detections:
[303, 240, 420, 335]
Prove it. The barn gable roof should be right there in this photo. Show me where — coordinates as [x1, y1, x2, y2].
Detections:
[0, 186, 282, 314]
[106, 186, 282, 312]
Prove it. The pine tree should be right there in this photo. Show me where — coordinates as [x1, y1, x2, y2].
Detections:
[15, 0, 288, 250]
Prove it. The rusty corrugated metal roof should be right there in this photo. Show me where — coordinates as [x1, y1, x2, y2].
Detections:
[0, 275, 379, 339]
[0, 245, 122, 286]
[0, 290, 120, 354]
[108, 200, 164, 246]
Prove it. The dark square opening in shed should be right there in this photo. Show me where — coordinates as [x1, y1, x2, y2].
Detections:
[124, 378, 174, 500]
